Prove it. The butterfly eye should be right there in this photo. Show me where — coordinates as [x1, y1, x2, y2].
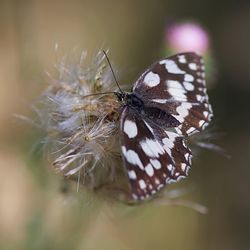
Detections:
[115, 92, 124, 101]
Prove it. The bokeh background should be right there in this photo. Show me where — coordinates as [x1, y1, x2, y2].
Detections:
[1, 0, 250, 249]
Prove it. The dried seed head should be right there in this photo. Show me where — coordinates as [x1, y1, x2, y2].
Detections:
[35, 50, 132, 199]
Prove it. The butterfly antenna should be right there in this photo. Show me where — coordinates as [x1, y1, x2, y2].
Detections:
[102, 50, 123, 94]
[79, 91, 116, 99]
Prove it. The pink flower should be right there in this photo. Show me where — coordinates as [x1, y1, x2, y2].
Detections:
[166, 22, 209, 54]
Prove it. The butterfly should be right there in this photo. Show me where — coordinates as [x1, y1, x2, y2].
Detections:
[114, 52, 213, 200]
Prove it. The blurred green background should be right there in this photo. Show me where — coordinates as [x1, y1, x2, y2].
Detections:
[1, 0, 250, 249]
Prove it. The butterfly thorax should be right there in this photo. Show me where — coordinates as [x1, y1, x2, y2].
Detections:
[125, 93, 144, 109]
[116, 91, 180, 128]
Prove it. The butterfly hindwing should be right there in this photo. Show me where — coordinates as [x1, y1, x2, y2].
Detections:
[132, 52, 213, 136]
[120, 106, 192, 200]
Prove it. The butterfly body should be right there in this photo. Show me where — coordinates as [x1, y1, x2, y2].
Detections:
[115, 52, 213, 200]
[116, 92, 180, 129]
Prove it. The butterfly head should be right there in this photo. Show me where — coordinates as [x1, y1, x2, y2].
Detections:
[114, 91, 125, 102]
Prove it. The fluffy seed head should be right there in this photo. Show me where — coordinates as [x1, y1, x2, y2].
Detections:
[36, 50, 127, 195]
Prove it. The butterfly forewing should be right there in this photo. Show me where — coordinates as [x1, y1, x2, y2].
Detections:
[120, 106, 192, 200]
[132, 52, 213, 136]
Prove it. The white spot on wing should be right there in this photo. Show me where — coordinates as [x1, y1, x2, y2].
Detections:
[181, 163, 187, 172]
[167, 179, 176, 184]
[199, 120, 206, 127]
[140, 139, 164, 157]
[160, 59, 185, 74]
[167, 80, 183, 89]
[162, 132, 179, 157]
[155, 178, 160, 185]
[143, 71, 160, 87]
[152, 99, 166, 103]
[189, 63, 197, 70]
[178, 55, 187, 64]
[203, 111, 209, 117]
[162, 132, 178, 148]
[150, 159, 161, 169]
[167, 164, 174, 172]
[157, 184, 164, 190]
[183, 81, 194, 91]
[145, 163, 154, 177]
[123, 120, 138, 138]
[167, 80, 187, 101]
[202, 122, 209, 129]
[176, 175, 185, 181]
[144, 121, 154, 134]
[128, 170, 137, 179]
[139, 179, 146, 189]
[184, 74, 194, 82]
[208, 104, 213, 113]
[184, 153, 189, 161]
[186, 127, 197, 135]
[122, 146, 144, 170]
[196, 94, 202, 101]
[172, 103, 192, 123]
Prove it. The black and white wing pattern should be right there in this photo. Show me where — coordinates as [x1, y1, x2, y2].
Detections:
[120, 106, 192, 200]
[119, 52, 213, 200]
[132, 52, 213, 135]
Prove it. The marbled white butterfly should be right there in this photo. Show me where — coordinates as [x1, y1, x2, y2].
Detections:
[107, 52, 213, 200]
